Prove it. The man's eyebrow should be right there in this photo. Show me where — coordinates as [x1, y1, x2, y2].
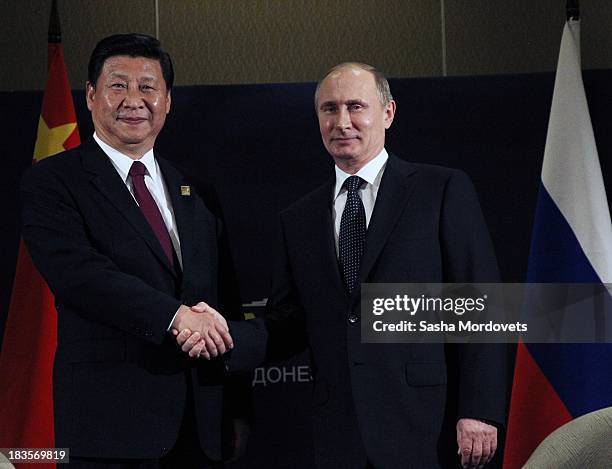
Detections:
[319, 98, 367, 109]
[108, 72, 129, 80]
[319, 100, 337, 107]
[107, 72, 157, 82]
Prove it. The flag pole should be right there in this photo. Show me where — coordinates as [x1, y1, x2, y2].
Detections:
[567, 0, 579, 21]
[49, 0, 60, 43]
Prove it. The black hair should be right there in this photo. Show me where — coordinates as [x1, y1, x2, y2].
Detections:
[87, 33, 174, 90]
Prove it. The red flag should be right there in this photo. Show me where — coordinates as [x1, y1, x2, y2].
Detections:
[0, 1, 80, 467]
[503, 342, 572, 468]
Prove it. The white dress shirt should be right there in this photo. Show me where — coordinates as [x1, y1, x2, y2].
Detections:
[333, 148, 388, 254]
[93, 133, 182, 267]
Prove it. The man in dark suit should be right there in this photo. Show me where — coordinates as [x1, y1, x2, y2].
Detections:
[177, 63, 507, 468]
[20, 34, 244, 468]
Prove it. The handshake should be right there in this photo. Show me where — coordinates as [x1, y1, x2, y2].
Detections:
[170, 302, 233, 359]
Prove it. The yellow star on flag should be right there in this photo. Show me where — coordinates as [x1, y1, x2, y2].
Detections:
[33, 116, 77, 162]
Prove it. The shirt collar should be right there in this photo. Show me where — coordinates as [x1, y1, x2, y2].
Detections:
[334, 148, 388, 200]
[93, 132, 157, 182]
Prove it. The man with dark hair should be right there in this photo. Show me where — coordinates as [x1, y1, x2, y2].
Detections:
[181, 62, 507, 468]
[20, 33, 244, 468]
[87, 33, 175, 92]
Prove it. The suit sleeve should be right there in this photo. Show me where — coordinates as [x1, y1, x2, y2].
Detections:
[193, 181, 255, 419]
[20, 163, 181, 345]
[262, 214, 309, 362]
[226, 213, 308, 371]
[440, 170, 508, 427]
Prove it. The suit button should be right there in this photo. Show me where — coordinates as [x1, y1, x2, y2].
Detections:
[348, 313, 359, 324]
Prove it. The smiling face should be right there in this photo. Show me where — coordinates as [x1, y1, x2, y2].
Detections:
[86, 55, 171, 159]
[316, 66, 395, 173]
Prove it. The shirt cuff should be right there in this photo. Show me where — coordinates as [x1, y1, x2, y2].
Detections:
[167, 306, 181, 331]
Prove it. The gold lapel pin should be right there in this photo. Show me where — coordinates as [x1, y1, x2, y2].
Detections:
[180, 185, 191, 196]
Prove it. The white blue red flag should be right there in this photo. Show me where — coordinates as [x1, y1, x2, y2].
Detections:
[503, 19, 612, 468]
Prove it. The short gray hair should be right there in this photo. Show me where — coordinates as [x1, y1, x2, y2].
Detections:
[314, 62, 393, 108]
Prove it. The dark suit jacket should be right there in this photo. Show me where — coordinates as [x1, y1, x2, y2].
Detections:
[20, 138, 243, 460]
[261, 154, 507, 468]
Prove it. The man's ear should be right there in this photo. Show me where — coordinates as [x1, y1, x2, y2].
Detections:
[85, 81, 95, 111]
[383, 100, 396, 130]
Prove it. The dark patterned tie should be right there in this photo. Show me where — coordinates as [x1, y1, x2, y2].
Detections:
[129, 161, 175, 268]
[339, 175, 366, 293]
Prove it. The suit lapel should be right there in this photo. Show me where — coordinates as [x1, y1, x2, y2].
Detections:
[358, 155, 418, 286]
[81, 139, 177, 277]
[301, 179, 348, 300]
[157, 156, 195, 279]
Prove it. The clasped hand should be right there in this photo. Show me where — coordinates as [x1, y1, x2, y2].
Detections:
[171, 302, 233, 359]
